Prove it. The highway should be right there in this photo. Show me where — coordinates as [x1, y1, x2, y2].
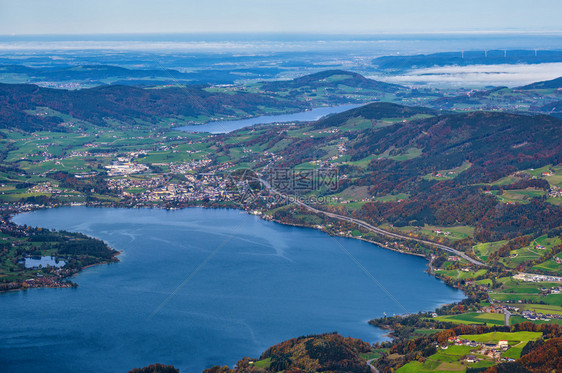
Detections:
[258, 177, 487, 267]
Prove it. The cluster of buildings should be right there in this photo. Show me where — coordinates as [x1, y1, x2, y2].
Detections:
[36, 82, 88, 89]
[513, 272, 562, 283]
[445, 336, 511, 364]
[433, 229, 452, 236]
[309, 128, 340, 135]
[27, 182, 62, 194]
[104, 156, 255, 204]
[105, 161, 149, 176]
[67, 150, 117, 158]
[262, 151, 283, 163]
[432, 170, 458, 178]
[168, 159, 212, 174]
[20, 270, 77, 289]
[480, 303, 562, 322]
[520, 309, 560, 322]
[139, 177, 226, 203]
[106, 171, 230, 204]
[548, 185, 562, 198]
[479, 304, 514, 314]
[539, 286, 561, 295]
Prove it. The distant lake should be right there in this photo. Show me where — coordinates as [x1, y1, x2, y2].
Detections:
[22, 256, 65, 268]
[3, 207, 464, 372]
[179, 104, 361, 133]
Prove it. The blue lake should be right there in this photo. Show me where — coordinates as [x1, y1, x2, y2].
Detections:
[22, 256, 66, 268]
[179, 104, 361, 133]
[3, 207, 464, 372]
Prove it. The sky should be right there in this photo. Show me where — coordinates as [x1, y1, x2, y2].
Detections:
[0, 0, 561, 35]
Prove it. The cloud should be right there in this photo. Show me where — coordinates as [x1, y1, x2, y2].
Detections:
[371, 63, 562, 87]
[0, 39, 396, 53]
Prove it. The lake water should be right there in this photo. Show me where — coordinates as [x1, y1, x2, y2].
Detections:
[179, 104, 361, 133]
[22, 256, 66, 268]
[3, 207, 464, 372]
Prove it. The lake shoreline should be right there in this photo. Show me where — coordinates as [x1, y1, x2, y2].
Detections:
[3, 203, 466, 373]
[0, 252, 120, 293]
[178, 103, 364, 133]
[6, 202, 464, 309]
[0, 210, 121, 293]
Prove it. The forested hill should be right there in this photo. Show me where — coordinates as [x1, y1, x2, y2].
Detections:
[0, 64, 282, 85]
[348, 111, 562, 183]
[372, 50, 562, 71]
[243, 104, 562, 241]
[535, 100, 562, 117]
[274, 106, 562, 185]
[0, 83, 307, 131]
[260, 70, 404, 93]
[0, 64, 195, 82]
[313, 102, 440, 129]
[204, 333, 372, 373]
[519, 77, 562, 116]
[520, 76, 562, 90]
[428, 83, 562, 112]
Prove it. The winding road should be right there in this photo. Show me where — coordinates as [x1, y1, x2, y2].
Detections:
[367, 359, 379, 373]
[258, 177, 487, 267]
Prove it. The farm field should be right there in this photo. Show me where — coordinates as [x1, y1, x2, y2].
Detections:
[422, 161, 472, 181]
[382, 224, 475, 242]
[434, 312, 506, 326]
[435, 269, 488, 281]
[499, 235, 561, 269]
[397, 331, 542, 372]
[490, 188, 545, 204]
[459, 331, 542, 343]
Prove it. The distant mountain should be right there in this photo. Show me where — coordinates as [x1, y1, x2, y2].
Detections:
[0, 83, 307, 131]
[0, 64, 194, 81]
[519, 76, 562, 90]
[372, 50, 562, 71]
[260, 70, 404, 93]
[313, 102, 440, 128]
[0, 64, 283, 86]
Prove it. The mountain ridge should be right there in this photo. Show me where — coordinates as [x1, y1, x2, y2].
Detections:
[0, 82, 307, 130]
[260, 69, 404, 93]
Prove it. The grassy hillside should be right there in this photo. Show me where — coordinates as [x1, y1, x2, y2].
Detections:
[261, 69, 404, 93]
[520, 76, 562, 90]
[312, 101, 439, 129]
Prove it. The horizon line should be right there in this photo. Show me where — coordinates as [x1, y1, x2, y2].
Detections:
[2, 30, 562, 38]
